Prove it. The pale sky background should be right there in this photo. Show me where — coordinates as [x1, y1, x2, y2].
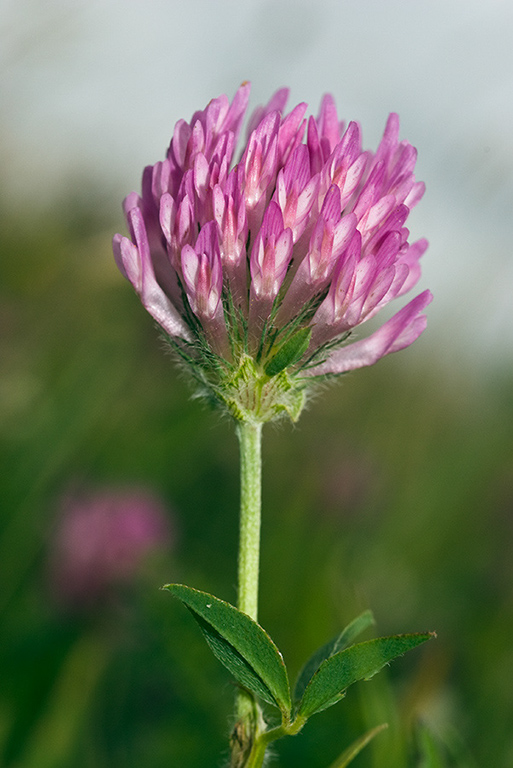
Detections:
[1, 0, 513, 373]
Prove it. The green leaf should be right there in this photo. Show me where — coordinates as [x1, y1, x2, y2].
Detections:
[163, 584, 291, 715]
[298, 632, 435, 719]
[417, 723, 447, 768]
[264, 327, 312, 376]
[326, 723, 388, 768]
[294, 609, 375, 702]
[416, 722, 478, 768]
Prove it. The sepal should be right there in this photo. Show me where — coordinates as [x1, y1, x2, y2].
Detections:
[264, 327, 313, 376]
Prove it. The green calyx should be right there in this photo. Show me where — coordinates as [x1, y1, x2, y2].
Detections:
[168, 286, 358, 423]
[167, 285, 332, 423]
[170, 339, 309, 424]
[214, 354, 307, 424]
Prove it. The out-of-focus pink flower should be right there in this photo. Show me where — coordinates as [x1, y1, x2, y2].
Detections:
[50, 488, 172, 606]
[114, 83, 431, 421]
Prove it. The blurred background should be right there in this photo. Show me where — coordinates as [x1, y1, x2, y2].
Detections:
[1, 1, 512, 766]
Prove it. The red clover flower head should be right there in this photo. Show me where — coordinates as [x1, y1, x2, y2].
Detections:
[114, 83, 432, 423]
[50, 488, 172, 607]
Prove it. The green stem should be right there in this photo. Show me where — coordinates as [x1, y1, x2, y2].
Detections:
[232, 421, 305, 768]
[245, 719, 307, 768]
[232, 420, 264, 763]
[246, 728, 284, 768]
[236, 420, 263, 621]
[244, 735, 270, 768]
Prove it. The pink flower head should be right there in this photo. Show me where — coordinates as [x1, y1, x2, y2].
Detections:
[114, 84, 431, 420]
[50, 488, 172, 606]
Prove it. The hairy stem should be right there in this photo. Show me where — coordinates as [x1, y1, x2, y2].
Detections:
[244, 719, 307, 768]
[236, 420, 263, 621]
[232, 420, 264, 765]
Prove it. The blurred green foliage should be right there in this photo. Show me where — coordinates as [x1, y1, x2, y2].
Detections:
[1, 187, 512, 768]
